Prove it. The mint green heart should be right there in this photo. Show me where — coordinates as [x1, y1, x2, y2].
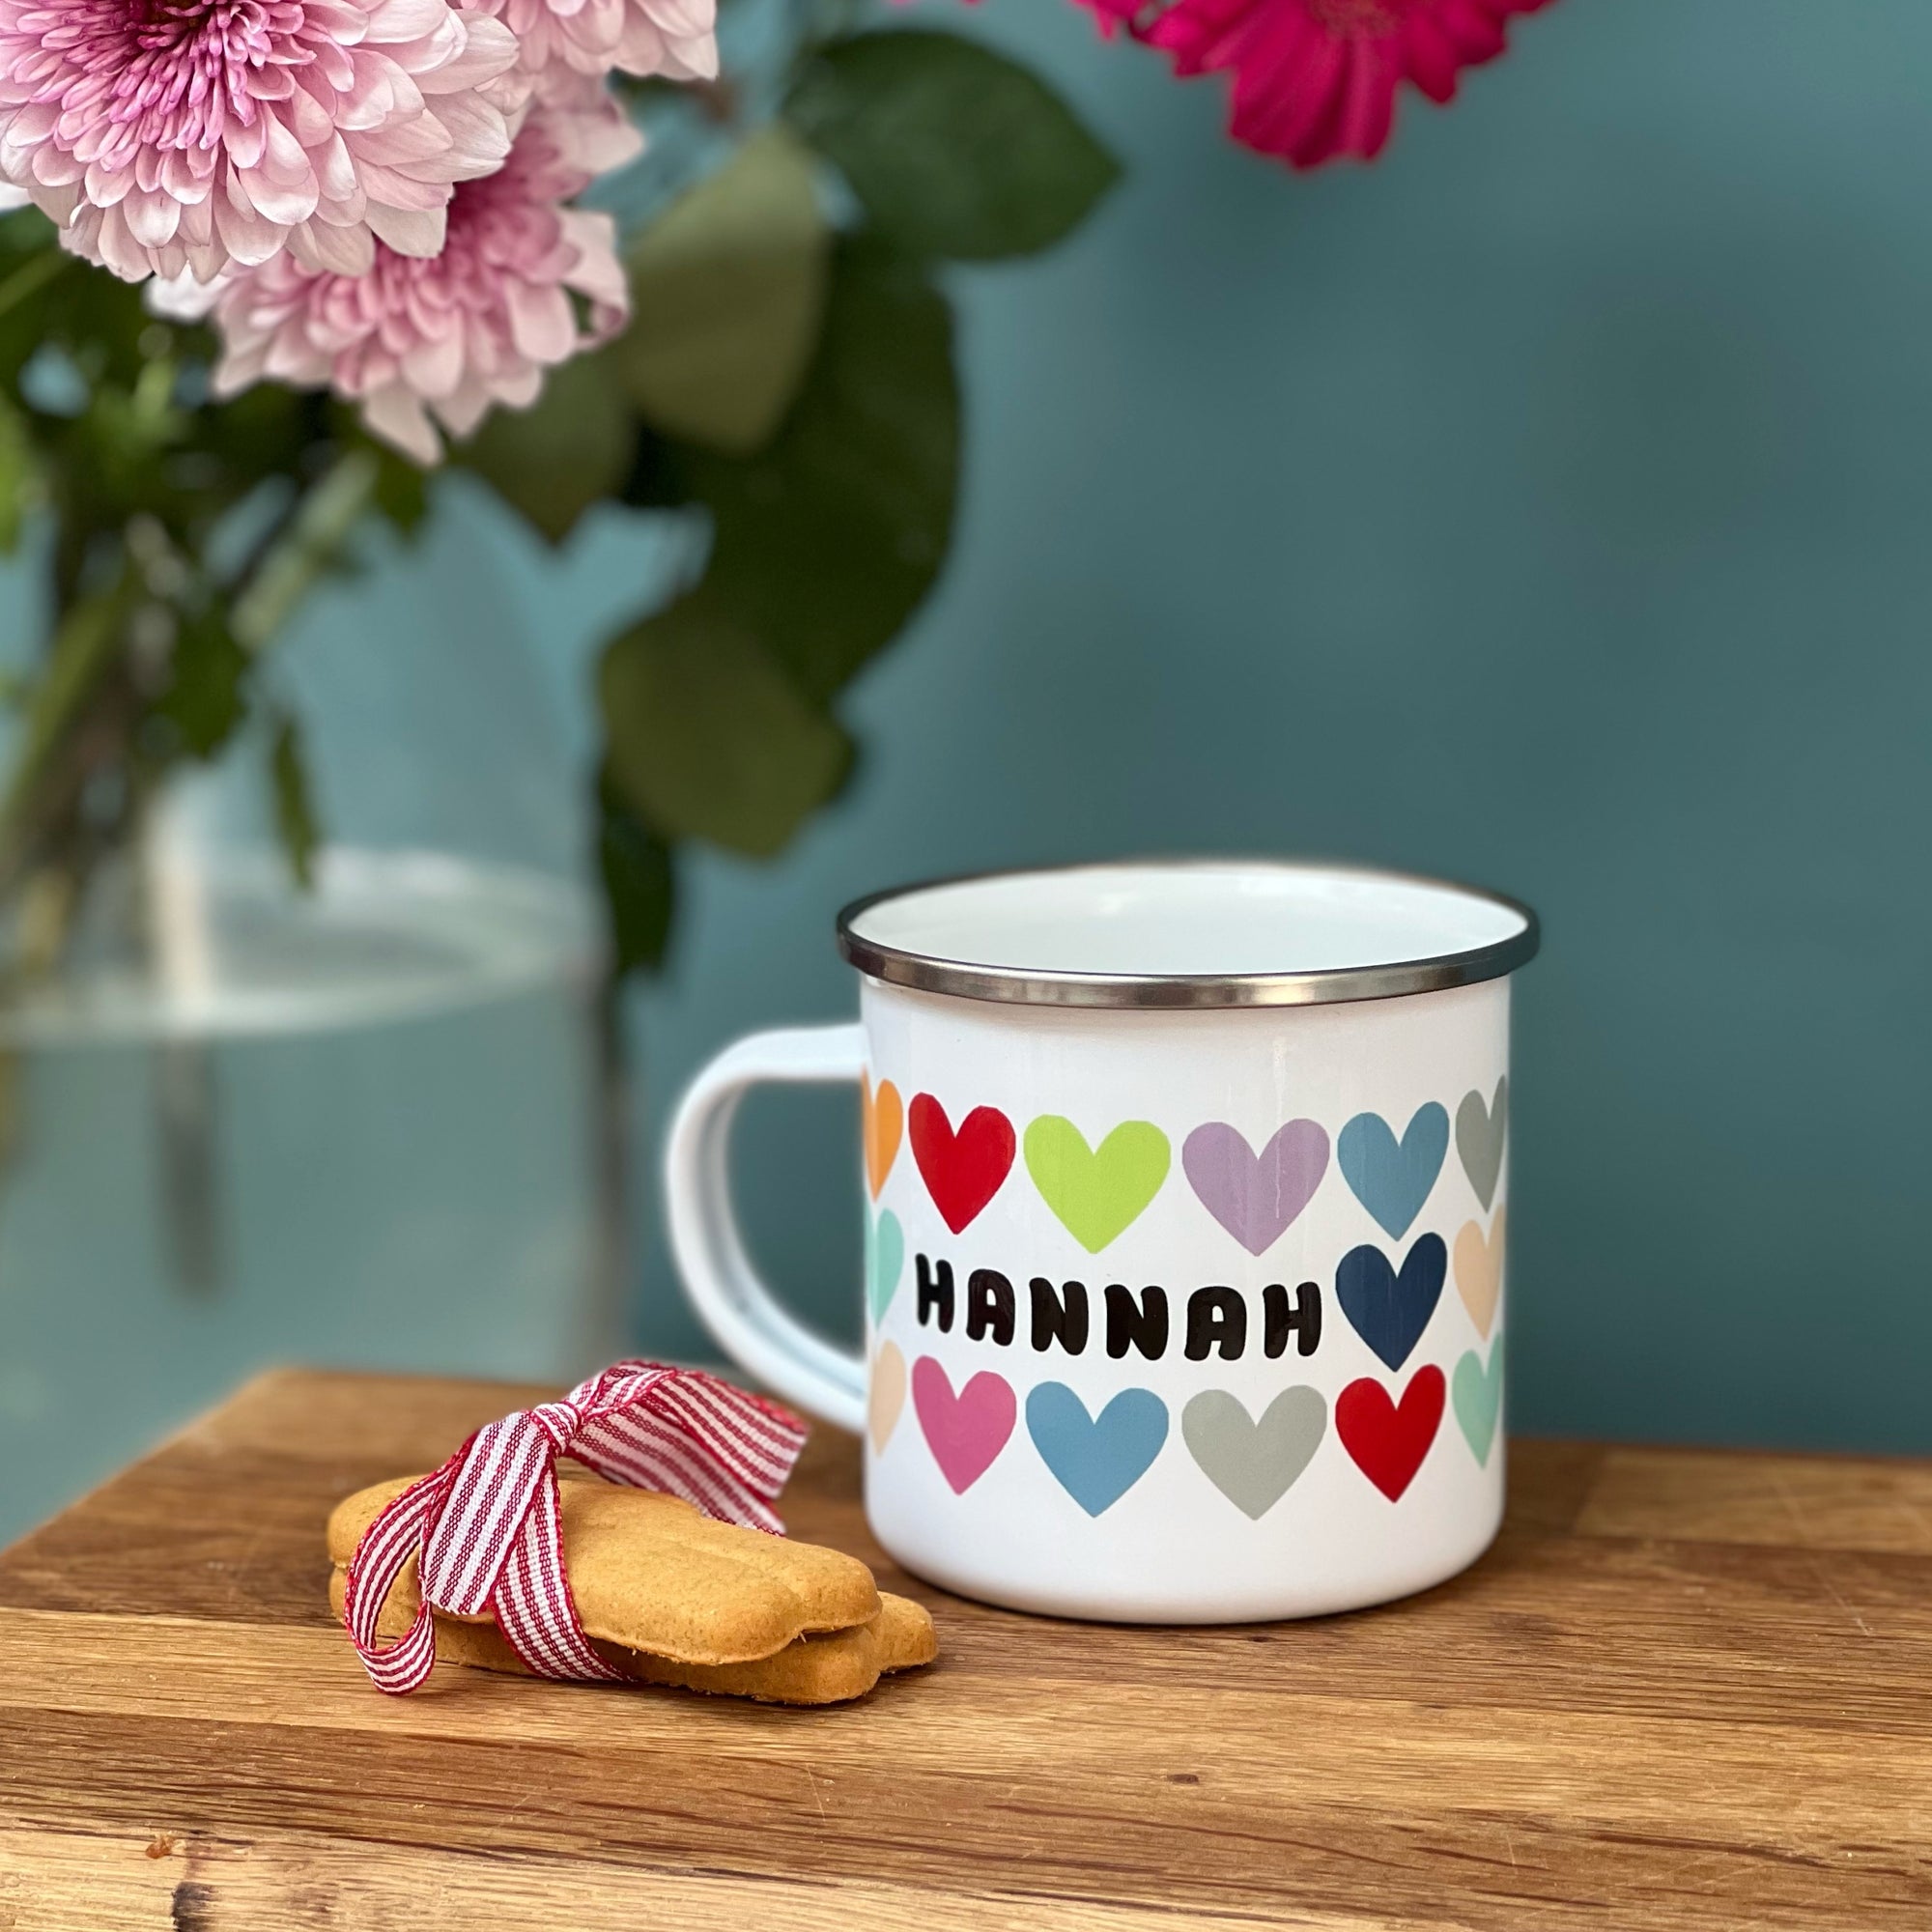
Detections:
[867, 1208, 903, 1322]
[1452, 1342, 1503, 1465]
[1024, 1116, 1171, 1255]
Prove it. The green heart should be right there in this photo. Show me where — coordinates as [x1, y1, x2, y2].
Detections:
[866, 1208, 903, 1323]
[1024, 1116, 1171, 1255]
[1452, 1341, 1503, 1466]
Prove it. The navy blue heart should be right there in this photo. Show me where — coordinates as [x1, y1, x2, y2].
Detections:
[1336, 1235, 1447, 1372]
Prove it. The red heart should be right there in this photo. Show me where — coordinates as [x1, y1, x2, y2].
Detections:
[1336, 1366, 1446, 1501]
[909, 1094, 1015, 1234]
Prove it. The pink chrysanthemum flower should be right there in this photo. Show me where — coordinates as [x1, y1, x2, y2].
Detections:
[1088, 0, 1552, 167]
[479, 0, 714, 84]
[201, 71, 638, 463]
[0, 0, 523, 282]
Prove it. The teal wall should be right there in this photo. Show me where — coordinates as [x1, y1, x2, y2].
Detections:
[619, 0, 1932, 1453]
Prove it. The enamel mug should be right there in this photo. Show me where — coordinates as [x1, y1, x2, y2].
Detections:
[665, 859, 1538, 1623]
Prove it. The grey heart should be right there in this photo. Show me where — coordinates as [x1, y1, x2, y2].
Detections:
[1181, 1388, 1327, 1521]
[1456, 1078, 1509, 1210]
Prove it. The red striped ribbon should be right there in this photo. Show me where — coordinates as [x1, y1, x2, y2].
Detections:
[340, 1361, 809, 1694]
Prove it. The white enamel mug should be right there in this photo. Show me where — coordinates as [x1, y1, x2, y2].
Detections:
[665, 859, 1538, 1623]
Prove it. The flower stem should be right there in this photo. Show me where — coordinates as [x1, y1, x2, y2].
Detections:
[0, 444, 381, 975]
[230, 447, 381, 651]
[0, 571, 138, 891]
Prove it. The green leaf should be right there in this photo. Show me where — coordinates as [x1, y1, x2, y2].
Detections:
[0, 216, 77, 388]
[459, 350, 636, 544]
[595, 770, 676, 974]
[788, 30, 1120, 262]
[673, 240, 957, 703]
[365, 439, 431, 538]
[598, 583, 852, 857]
[157, 609, 249, 758]
[0, 389, 36, 552]
[268, 710, 321, 891]
[167, 384, 327, 531]
[612, 125, 831, 456]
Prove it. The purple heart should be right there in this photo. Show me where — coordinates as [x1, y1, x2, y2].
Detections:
[1182, 1120, 1331, 1258]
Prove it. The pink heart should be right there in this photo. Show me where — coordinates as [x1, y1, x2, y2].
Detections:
[912, 1357, 1016, 1494]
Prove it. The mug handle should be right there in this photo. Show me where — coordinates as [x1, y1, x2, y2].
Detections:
[663, 1022, 869, 1434]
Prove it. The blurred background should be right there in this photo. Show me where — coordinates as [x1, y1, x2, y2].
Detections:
[3, 0, 1929, 1542]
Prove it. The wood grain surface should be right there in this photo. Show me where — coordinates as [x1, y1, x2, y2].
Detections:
[1, 1368, 1928, 1930]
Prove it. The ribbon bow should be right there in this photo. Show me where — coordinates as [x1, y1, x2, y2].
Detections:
[342, 1361, 808, 1694]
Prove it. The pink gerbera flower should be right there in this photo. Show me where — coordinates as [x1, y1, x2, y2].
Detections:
[1090, 0, 1553, 167]
[0, 0, 522, 282]
[201, 71, 638, 462]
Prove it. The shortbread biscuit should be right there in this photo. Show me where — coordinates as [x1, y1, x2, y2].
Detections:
[328, 1566, 937, 1705]
[328, 1469, 881, 1665]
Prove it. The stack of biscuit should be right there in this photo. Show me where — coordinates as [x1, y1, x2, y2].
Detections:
[327, 1466, 936, 1705]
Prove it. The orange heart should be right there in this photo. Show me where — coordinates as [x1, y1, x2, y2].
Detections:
[869, 1341, 908, 1454]
[862, 1073, 902, 1199]
[1453, 1206, 1506, 1339]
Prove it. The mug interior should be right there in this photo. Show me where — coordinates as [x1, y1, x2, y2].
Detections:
[841, 860, 1531, 982]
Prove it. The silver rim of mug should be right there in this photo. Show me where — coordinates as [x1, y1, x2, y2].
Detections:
[835, 856, 1541, 1009]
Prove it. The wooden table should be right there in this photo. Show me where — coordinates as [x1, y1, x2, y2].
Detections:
[2, 1370, 1929, 1930]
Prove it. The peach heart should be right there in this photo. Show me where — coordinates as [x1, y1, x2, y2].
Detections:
[863, 1074, 903, 1200]
[869, 1341, 908, 1453]
[1453, 1207, 1506, 1338]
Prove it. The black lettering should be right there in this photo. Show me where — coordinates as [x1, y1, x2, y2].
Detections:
[1104, 1284, 1170, 1361]
[917, 1254, 953, 1332]
[1029, 1278, 1090, 1355]
[1185, 1286, 1247, 1361]
[1264, 1281, 1322, 1358]
[966, 1268, 1016, 1347]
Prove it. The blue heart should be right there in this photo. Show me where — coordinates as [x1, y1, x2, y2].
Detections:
[1338, 1103, 1449, 1239]
[1336, 1235, 1447, 1372]
[1025, 1383, 1169, 1518]
[866, 1208, 903, 1323]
